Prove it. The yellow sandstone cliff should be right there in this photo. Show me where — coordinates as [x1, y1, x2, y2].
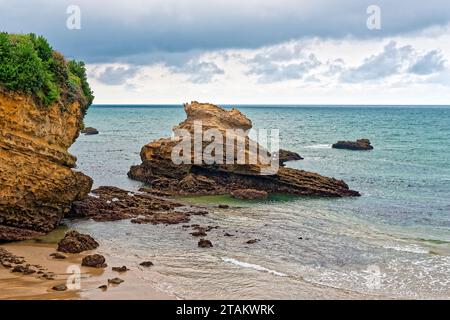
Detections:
[0, 90, 92, 240]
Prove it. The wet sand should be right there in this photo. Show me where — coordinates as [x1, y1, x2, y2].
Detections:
[0, 242, 174, 300]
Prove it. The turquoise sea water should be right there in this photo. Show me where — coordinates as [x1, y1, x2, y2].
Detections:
[69, 105, 450, 299]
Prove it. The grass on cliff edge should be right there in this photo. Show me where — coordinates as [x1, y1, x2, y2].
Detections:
[0, 32, 93, 110]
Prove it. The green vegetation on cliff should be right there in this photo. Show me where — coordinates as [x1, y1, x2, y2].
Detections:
[0, 32, 94, 109]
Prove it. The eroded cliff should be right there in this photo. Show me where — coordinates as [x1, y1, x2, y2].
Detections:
[0, 33, 93, 240]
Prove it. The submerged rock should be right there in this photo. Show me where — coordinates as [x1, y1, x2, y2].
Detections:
[108, 277, 124, 285]
[128, 101, 359, 197]
[139, 261, 154, 267]
[50, 252, 67, 260]
[231, 189, 268, 200]
[82, 254, 107, 268]
[81, 127, 99, 135]
[198, 239, 213, 248]
[57, 230, 99, 254]
[112, 266, 129, 272]
[52, 284, 68, 291]
[332, 139, 373, 150]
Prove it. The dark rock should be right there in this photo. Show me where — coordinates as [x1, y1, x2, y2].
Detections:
[50, 252, 67, 260]
[332, 139, 373, 151]
[139, 261, 154, 267]
[231, 189, 268, 200]
[246, 239, 260, 244]
[81, 127, 99, 135]
[11, 265, 36, 275]
[69, 186, 190, 224]
[57, 230, 99, 254]
[52, 284, 67, 291]
[190, 229, 207, 237]
[277, 149, 303, 166]
[81, 254, 107, 268]
[108, 277, 124, 285]
[98, 285, 108, 290]
[0, 225, 45, 242]
[224, 233, 234, 237]
[218, 204, 230, 209]
[198, 239, 213, 248]
[112, 266, 129, 272]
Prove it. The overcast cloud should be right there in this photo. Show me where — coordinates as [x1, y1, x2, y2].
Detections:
[1, 0, 450, 104]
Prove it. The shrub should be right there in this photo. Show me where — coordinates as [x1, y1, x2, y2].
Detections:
[0, 32, 93, 108]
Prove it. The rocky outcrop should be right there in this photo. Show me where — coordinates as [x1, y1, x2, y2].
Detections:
[0, 90, 93, 240]
[128, 101, 359, 197]
[81, 127, 99, 135]
[69, 186, 204, 224]
[57, 230, 99, 253]
[332, 139, 373, 150]
[278, 149, 303, 166]
[231, 189, 268, 200]
[82, 254, 107, 268]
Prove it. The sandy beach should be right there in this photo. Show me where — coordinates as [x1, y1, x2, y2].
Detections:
[0, 241, 174, 300]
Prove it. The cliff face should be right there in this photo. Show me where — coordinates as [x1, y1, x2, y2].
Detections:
[128, 101, 359, 197]
[0, 90, 92, 240]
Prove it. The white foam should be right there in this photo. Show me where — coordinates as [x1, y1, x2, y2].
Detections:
[88, 193, 100, 199]
[383, 244, 428, 254]
[222, 257, 287, 277]
[304, 144, 331, 149]
[112, 197, 120, 202]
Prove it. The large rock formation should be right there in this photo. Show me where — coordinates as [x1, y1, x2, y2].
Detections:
[0, 90, 92, 240]
[128, 101, 359, 197]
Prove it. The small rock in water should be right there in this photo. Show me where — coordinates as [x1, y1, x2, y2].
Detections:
[231, 189, 268, 200]
[139, 261, 154, 267]
[332, 139, 373, 151]
[108, 278, 124, 285]
[218, 204, 230, 209]
[50, 252, 66, 259]
[224, 232, 234, 237]
[112, 266, 129, 272]
[190, 229, 207, 237]
[52, 284, 67, 291]
[98, 285, 108, 291]
[246, 239, 260, 244]
[198, 239, 213, 248]
[81, 254, 107, 268]
[81, 127, 99, 135]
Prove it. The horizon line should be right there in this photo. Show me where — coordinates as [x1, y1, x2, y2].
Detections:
[90, 103, 450, 107]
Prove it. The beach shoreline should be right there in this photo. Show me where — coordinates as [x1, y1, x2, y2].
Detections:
[0, 241, 174, 300]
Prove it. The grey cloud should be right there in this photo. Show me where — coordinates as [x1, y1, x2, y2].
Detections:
[172, 60, 225, 83]
[1, 0, 450, 64]
[340, 41, 415, 82]
[93, 66, 139, 85]
[409, 50, 447, 75]
[248, 46, 322, 82]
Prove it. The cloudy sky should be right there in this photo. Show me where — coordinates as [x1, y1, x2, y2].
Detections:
[1, 0, 450, 104]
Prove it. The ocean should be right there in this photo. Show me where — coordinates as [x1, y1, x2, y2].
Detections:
[68, 105, 450, 299]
